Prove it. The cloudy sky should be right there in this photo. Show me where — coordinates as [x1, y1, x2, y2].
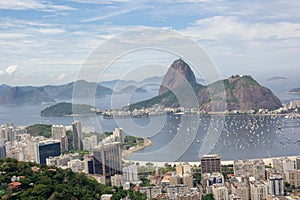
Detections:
[0, 0, 299, 86]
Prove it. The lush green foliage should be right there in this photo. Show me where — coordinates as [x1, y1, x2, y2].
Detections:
[0, 158, 146, 199]
[221, 165, 234, 181]
[203, 193, 215, 200]
[192, 166, 201, 186]
[122, 136, 144, 150]
[159, 163, 176, 174]
[26, 124, 52, 138]
[41, 102, 96, 116]
[129, 83, 201, 110]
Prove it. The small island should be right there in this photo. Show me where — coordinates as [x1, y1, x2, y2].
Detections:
[41, 102, 98, 117]
[115, 85, 147, 94]
[288, 87, 300, 95]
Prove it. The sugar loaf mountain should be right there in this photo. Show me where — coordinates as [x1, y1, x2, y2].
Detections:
[129, 59, 282, 111]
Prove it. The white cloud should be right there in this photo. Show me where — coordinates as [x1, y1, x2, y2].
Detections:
[182, 16, 300, 41]
[0, 18, 56, 29]
[0, 33, 28, 39]
[0, 0, 76, 11]
[68, 0, 134, 4]
[6, 65, 18, 75]
[81, 6, 142, 22]
[39, 28, 66, 34]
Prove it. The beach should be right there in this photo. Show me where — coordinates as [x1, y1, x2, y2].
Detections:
[122, 138, 153, 158]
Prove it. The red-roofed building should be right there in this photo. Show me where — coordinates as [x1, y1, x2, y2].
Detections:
[8, 182, 22, 191]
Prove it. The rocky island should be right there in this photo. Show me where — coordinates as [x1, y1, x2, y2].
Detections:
[41, 102, 98, 117]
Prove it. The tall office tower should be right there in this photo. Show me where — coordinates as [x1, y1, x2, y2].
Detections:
[7, 125, 15, 142]
[51, 125, 66, 139]
[36, 140, 61, 164]
[201, 154, 221, 174]
[72, 121, 83, 150]
[268, 173, 284, 196]
[113, 128, 124, 143]
[93, 142, 122, 178]
[0, 125, 8, 141]
[0, 140, 6, 158]
[60, 136, 68, 151]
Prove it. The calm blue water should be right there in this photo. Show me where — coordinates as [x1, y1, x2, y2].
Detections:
[0, 92, 299, 162]
[126, 114, 300, 161]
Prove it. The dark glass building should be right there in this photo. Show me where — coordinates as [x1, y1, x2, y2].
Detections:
[38, 140, 61, 164]
[0, 141, 6, 158]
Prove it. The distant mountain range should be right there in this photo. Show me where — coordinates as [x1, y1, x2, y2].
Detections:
[114, 85, 147, 94]
[0, 77, 164, 105]
[129, 59, 282, 111]
[0, 87, 55, 105]
[0, 61, 287, 108]
[100, 76, 162, 90]
[0, 80, 112, 105]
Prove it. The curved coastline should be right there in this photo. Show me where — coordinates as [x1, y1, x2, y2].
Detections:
[124, 155, 300, 167]
[122, 138, 153, 159]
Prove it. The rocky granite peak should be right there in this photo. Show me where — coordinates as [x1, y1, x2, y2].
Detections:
[130, 61, 282, 112]
[159, 58, 197, 95]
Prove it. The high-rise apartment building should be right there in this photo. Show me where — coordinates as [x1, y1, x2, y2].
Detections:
[72, 121, 83, 150]
[286, 170, 300, 188]
[201, 154, 221, 174]
[51, 125, 68, 151]
[123, 164, 139, 182]
[93, 142, 121, 178]
[202, 172, 224, 187]
[268, 173, 284, 196]
[296, 157, 300, 170]
[234, 159, 265, 181]
[212, 184, 229, 200]
[0, 140, 6, 158]
[272, 157, 295, 173]
[113, 128, 123, 143]
[231, 182, 249, 200]
[51, 125, 66, 139]
[250, 181, 268, 200]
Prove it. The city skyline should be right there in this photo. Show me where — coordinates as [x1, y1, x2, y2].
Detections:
[0, 0, 299, 86]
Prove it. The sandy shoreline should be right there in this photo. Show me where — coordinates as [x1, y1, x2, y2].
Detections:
[122, 138, 153, 158]
[122, 138, 299, 167]
[124, 149, 299, 167]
